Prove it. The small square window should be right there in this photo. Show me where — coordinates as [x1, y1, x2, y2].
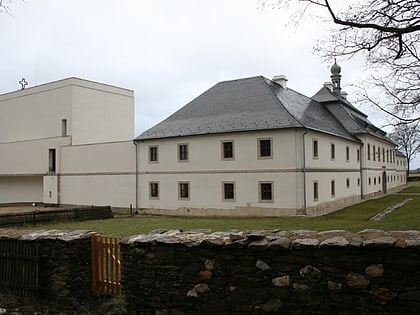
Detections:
[178, 144, 189, 161]
[179, 182, 190, 200]
[222, 141, 234, 160]
[258, 138, 272, 159]
[259, 182, 273, 202]
[223, 182, 235, 201]
[149, 182, 159, 199]
[149, 146, 158, 163]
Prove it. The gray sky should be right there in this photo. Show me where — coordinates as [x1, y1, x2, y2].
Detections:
[1, 0, 418, 168]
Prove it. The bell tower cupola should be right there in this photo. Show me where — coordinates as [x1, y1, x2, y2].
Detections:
[330, 59, 342, 95]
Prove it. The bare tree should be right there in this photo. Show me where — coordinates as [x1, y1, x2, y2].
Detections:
[389, 122, 420, 175]
[260, 0, 419, 123]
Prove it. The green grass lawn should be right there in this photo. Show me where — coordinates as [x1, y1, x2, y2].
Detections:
[26, 182, 420, 237]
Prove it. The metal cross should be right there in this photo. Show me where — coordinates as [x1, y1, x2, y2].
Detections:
[19, 78, 28, 90]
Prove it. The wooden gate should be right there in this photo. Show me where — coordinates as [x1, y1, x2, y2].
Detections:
[0, 240, 39, 297]
[91, 234, 121, 295]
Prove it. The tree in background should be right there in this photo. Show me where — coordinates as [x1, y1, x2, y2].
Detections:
[260, 0, 419, 124]
[390, 122, 420, 175]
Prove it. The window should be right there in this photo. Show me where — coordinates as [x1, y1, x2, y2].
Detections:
[369, 177, 371, 186]
[357, 178, 360, 187]
[386, 150, 389, 163]
[367, 144, 371, 160]
[258, 138, 272, 159]
[149, 182, 159, 199]
[377, 146, 381, 161]
[374, 177, 377, 185]
[178, 144, 189, 161]
[382, 148, 385, 162]
[222, 141, 234, 160]
[357, 149, 360, 162]
[346, 146, 350, 162]
[373, 145, 376, 161]
[259, 182, 273, 202]
[223, 182, 235, 201]
[330, 143, 335, 160]
[48, 149, 56, 173]
[346, 178, 350, 188]
[313, 139, 319, 159]
[313, 181, 319, 201]
[178, 182, 190, 200]
[149, 146, 158, 163]
[331, 180, 335, 198]
[61, 119, 67, 136]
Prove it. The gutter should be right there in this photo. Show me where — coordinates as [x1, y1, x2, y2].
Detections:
[302, 129, 308, 215]
[133, 140, 139, 212]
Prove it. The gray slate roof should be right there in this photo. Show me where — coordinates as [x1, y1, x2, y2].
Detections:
[137, 76, 384, 143]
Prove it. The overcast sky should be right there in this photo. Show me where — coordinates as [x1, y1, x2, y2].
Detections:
[1, 0, 418, 168]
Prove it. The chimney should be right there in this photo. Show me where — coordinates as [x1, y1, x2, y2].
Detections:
[272, 75, 288, 89]
[323, 81, 333, 92]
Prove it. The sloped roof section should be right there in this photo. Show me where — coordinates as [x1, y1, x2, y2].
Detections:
[138, 77, 303, 140]
[137, 76, 358, 142]
[313, 86, 393, 144]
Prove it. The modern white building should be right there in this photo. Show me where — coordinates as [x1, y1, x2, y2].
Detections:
[136, 63, 406, 216]
[0, 64, 407, 216]
[0, 78, 137, 209]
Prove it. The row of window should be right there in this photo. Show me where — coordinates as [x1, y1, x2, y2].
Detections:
[312, 139, 359, 162]
[149, 181, 274, 202]
[149, 139, 273, 163]
[367, 144, 400, 165]
[313, 178, 357, 201]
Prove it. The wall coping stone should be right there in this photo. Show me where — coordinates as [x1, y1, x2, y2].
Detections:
[120, 229, 420, 249]
[0, 229, 94, 241]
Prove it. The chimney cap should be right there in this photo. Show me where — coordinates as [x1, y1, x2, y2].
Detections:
[272, 75, 288, 88]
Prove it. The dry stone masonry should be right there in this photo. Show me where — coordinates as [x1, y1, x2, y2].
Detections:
[120, 229, 420, 315]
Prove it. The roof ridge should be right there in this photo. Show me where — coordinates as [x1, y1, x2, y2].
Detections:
[259, 77, 305, 128]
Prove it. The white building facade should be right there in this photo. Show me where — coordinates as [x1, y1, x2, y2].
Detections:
[0, 78, 136, 208]
[0, 65, 407, 215]
[136, 63, 406, 216]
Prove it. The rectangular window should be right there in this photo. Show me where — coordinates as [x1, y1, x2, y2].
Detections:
[223, 182, 235, 201]
[149, 146, 158, 163]
[331, 180, 335, 198]
[61, 119, 67, 136]
[377, 146, 381, 161]
[373, 145, 376, 161]
[357, 178, 360, 187]
[313, 181, 319, 201]
[346, 146, 350, 162]
[330, 143, 335, 160]
[48, 149, 56, 173]
[382, 148, 385, 162]
[258, 138, 272, 159]
[313, 139, 318, 159]
[259, 182, 273, 202]
[178, 144, 189, 161]
[386, 150, 389, 163]
[149, 182, 159, 199]
[222, 141, 234, 160]
[367, 144, 371, 160]
[357, 149, 360, 162]
[346, 178, 350, 188]
[178, 182, 190, 200]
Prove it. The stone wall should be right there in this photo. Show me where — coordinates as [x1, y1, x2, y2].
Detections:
[120, 229, 420, 315]
[0, 230, 94, 305]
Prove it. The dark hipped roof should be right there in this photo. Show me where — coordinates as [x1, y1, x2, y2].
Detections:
[137, 76, 358, 142]
[312, 86, 394, 144]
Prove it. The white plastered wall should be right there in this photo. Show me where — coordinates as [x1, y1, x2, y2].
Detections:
[59, 141, 136, 208]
